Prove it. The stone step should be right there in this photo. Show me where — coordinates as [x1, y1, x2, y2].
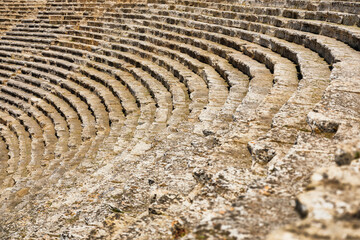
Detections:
[76, 66, 137, 146]
[57, 36, 190, 128]
[19, 62, 112, 161]
[88, 19, 299, 127]
[0, 40, 49, 51]
[13, 75, 89, 161]
[0, 134, 10, 188]
[119, 32, 246, 117]
[3, 52, 109, 129]
[0, 110, 32, 182]
[117, 5, 360, 51]
[118, 28, 282, 123]
[1, 35, 55, 44]
[53, 40, 173, 131]
[83, 60, 158, 146]
[104, 7, 337, 164]
[74, 26, 210, 121]
[0, 91, 57, 163]
[5, 30, 59, 39]
[6, 69, 92, 158]
[95, 14, 301, 135]
[0, 123, 20, 189]
[47, 43, 158, 142]
[0, 100, 46, 180]
[0, 84, 70, 159]
[0, 1, 358, 239]
[105, 7, 352, 66]
[88, 22, 229, 125]
[150, 1, 360, 172]
[165, 0, 360, 18]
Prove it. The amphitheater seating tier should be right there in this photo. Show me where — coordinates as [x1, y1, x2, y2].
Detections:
[0, 0, 359, 239]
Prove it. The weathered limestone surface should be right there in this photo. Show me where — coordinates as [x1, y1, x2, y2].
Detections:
[268, 139, 360, 240]
[0, 0, 359, 239]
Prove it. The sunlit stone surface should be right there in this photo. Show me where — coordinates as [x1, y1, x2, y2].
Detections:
[0, 0, 359, 239]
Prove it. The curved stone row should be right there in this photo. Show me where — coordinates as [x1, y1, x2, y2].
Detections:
[0, 0, 359, 239]
[100, 2, 333, 164]
[0, 0, 45, 34]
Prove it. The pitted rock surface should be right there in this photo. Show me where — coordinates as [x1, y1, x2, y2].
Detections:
[0, 0, 359, 239]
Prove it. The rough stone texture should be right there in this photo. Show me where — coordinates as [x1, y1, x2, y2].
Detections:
[0, 0, 359, 239]
[268, 141, 360, 240]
